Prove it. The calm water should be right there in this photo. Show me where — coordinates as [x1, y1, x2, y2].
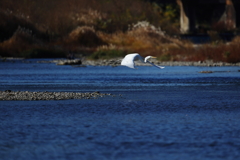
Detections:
[1, 59, 240, 160]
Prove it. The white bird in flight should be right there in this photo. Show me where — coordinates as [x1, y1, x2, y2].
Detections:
[121, 53, 165, 69]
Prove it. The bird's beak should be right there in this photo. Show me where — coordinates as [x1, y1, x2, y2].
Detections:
[152, 56, 157, 58]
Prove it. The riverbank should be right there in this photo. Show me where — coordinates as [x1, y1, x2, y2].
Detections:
[1, 57, 240, 67]
[38, 58, 240, 67]
[0, 90, 113, 101]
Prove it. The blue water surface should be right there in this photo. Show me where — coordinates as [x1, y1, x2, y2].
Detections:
[0, 59, 240, 160]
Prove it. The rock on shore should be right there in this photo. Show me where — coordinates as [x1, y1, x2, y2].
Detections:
[0, 90, 112, 101]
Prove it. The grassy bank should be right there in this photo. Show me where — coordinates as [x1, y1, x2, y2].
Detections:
[0, 0, 240, 63]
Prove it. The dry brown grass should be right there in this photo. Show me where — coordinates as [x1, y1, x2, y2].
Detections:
[98, 21, 183, 57]
[0, 0, 240, 62]
[97, 21, 240, 63]
[0, 26, 38, 57]
[0, 0, 174, 36]
[65, 26, 105, 47]
[165, 36, 240, 63]
[0, 0, 179, 57]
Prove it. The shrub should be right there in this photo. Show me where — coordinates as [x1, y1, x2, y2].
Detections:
[0, 11, 40, 41]
[0, 26, 38, 57]
[66, 26, 105, 47]
[98, 21, 182, 57]
[159, 54, 172, 61]
[21, 48, 65, 58]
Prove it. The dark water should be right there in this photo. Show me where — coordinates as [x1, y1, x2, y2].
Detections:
[1, 59, 240, 160]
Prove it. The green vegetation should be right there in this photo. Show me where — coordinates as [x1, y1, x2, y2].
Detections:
[21, 48, 65, 58]
[89, 49, 127, 60]
[159, 54, 172, 62]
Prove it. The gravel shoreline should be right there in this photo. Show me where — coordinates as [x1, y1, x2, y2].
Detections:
[0, 90, 113, 101]
[38, 58, 240, 67]
[2, 57, 240, 67]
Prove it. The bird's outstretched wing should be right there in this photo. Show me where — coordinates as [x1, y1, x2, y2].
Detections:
[146, 61, 165, 69]
[121, 53, 140, 69]
[121, 53, 164, 69]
